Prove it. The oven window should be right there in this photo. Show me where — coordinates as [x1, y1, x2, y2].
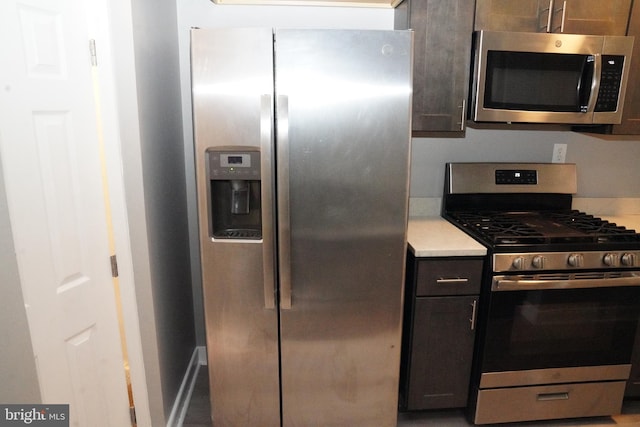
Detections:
[484, 51, 592, 112]
[482, 286, 640, 373]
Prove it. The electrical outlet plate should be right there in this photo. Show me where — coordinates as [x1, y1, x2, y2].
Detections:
[552, 144, 567, 163]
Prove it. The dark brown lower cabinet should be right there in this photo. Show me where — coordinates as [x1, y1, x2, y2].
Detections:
[406, 296, 478, 409]
[626, 321, 640, 397]
[399, 254, 483, 411]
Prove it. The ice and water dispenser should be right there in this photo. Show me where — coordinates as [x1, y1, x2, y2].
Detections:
[208, 149, 262, 239]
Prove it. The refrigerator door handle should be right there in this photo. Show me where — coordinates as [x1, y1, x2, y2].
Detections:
[261, 94, 277, 310]
[277, 95, 292, 309]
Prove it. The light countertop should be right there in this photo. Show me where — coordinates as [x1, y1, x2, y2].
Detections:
[602, 215, 640, 232]
[407, 217, 487, 257]
[407, 215, 640, 259]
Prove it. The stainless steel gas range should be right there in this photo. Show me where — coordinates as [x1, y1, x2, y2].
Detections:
[442, 163, 640, 425]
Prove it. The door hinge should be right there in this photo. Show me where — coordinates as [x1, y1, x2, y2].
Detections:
[89, 39, 98, 67]
[110, 254, 119, 278]
[129, 406, 137, 426]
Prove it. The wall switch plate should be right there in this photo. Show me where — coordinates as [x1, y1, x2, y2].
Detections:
[552, 144, 567, 163]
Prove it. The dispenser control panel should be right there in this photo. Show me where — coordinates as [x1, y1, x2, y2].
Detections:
[221, 153, 251, 167]
[209, 150, 261, 180]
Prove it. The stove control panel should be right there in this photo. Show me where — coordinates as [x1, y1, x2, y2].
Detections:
[495, 251, 640, 272]
[495, 169, 537, 185]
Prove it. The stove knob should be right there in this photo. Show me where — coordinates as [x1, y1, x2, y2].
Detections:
[568, 253, 584, 268]
[532, 255, 546, 269]
[621, 253, 638, 267]
[603, 253, 619, 267]
[512, 256, 526, 270]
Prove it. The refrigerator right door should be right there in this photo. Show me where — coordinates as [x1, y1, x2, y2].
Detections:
[275, 29, 413, 427]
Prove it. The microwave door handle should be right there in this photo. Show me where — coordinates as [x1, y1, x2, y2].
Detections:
[584, 54, 601, 113]
[578, 55, 598, 113]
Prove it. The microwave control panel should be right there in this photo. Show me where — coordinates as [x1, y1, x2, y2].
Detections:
[595, 55, 625, 112]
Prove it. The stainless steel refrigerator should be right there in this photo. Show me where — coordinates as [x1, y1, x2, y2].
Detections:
[191, 28, 413, 427]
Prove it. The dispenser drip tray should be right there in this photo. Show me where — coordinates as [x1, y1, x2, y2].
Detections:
[214, 228, 262, 239]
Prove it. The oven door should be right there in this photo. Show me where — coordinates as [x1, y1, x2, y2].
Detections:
[479, 272, 640, 388]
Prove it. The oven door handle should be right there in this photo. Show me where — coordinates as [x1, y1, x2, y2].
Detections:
[493, 274, 640, 291]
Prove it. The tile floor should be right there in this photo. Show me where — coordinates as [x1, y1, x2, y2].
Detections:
[183, 367, 640, 426]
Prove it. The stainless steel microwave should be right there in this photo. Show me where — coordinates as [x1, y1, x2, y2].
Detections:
[470, 31, 634, 125]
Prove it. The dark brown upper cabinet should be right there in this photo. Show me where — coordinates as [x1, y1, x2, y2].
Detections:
[395, 0, 475, 133]
[475, 0, 632, 36]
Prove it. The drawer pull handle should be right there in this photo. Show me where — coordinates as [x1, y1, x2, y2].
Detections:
[436, 278, 469, 284]
[537, 392, 569, 401]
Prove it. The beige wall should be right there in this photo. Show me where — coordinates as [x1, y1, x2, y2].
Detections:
[411, 128, 640, 198]
[120, 0, 196, 422]
[0, 153, 41, 403]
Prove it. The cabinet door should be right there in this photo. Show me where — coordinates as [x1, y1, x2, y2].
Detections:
[625, 320, 640, 396]
[407, 296, 477, 410]
[559, 0, 631, 35]
[475, 0, 631, 35]
[475, 0, 547, 32]
[396, 0, 474, 132]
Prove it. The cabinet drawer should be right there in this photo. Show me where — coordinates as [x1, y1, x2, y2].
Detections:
[416, 259, 482, 296]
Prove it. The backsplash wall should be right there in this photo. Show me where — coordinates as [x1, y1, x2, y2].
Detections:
[411, 127, 640, 199]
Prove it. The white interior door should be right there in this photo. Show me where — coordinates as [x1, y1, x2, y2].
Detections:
[0, 0, 132, 425]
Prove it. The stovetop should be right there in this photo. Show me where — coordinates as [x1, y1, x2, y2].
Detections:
[446, 209, 640, 248]
[442, 163, 640, 254]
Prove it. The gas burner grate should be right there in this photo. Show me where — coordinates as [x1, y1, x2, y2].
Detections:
[451, 212, 546, 245]
[448, 210, 640, 246]
[545, 211, 638, 239]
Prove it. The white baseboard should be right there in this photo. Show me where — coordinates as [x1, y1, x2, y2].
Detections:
[197, 345, 207, 365]
[167, 346, 207, 427]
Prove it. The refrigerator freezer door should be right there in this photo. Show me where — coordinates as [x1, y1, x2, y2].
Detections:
[191, 28, 280, 427]
[275, 29, 413, 427]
